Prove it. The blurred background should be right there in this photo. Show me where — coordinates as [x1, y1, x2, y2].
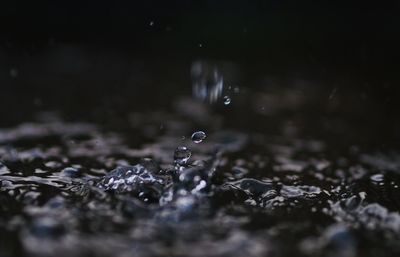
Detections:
[0, 0, 399, 142]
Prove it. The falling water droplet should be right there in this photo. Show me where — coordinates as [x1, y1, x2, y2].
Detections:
[10, 68, 18, 78]
[223, 96, 231, 105]
[191, 61, 224, 103]
[174, 146, 191, 166]
[370, 174, 384, 183]
[191, 131, 206, 143]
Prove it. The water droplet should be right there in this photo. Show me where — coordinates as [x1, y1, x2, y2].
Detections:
[370, 174, 384, 183]
[223, 96, 231, 105]
[10, 68, 18, 78]
[191, 61, 224, 103]
[174, 146, 191, 166]
[191, 131, 206, 143]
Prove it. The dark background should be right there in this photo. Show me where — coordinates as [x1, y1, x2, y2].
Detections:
[0, 0, 399, 128]
[1, 1, 398, 59]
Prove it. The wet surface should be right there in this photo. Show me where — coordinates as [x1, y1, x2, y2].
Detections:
[1, 52, 400, 257]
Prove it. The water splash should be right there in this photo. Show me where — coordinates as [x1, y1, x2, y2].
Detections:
[1, 112, 399, 257]
[174, 146, 192, 166]
[329, 193, 400, 235]
[97, 165, 165, 200]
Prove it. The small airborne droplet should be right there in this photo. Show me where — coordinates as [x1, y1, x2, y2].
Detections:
[191, 131, 206, 143]
[191, 61, 224, 103]
[370, 174, 384, 183]
[223, 96, 231, 105]
[174, 146, 192, 166]
[10, 68, 18, 78]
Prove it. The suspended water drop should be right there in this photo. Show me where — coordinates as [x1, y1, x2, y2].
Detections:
[174, 146, 191, 166]
[10, 68, 18, 78]
[223, 96, 231, 105]
[370, 174, 384, 183]
[191, 131, 206, 143]
[191, 61, 224, 103]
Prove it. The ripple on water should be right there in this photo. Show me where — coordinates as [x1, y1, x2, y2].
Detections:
[1, 117, 400, 257]
[329, 192, 400, 235]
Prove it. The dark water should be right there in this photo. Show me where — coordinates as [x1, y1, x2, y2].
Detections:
[1, 50, 400, 257]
